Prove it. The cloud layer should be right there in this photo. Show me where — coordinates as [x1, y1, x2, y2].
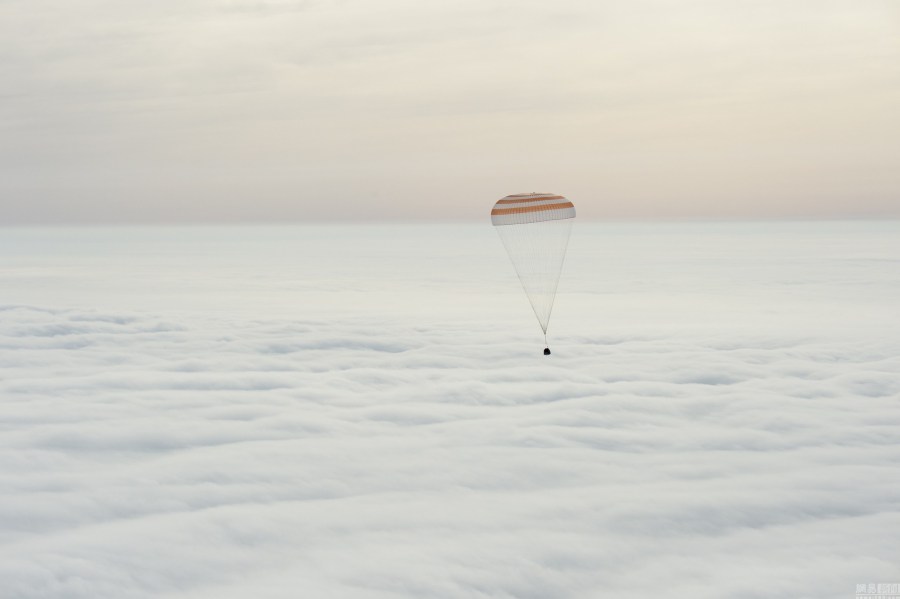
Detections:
[1, 222, 899, 598]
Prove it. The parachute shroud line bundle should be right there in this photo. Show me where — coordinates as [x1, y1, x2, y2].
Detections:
[491, 193, 575, 355]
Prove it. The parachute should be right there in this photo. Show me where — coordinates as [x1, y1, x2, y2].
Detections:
[491, 192, 575, 355]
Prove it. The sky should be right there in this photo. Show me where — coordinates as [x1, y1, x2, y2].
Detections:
[1, 222, 899, 598]
[1, 0, 899, 223]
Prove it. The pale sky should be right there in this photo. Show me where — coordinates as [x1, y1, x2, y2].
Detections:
[1, 0, 898, 223]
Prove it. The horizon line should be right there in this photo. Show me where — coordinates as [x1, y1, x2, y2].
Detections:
[2, 215, 899, 228]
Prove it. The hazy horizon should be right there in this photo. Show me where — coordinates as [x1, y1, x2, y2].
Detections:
[2, 0, 899, 224]
[2, 215, 900, 228]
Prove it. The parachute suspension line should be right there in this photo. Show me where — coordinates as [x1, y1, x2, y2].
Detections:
[495, 218, 573, 333]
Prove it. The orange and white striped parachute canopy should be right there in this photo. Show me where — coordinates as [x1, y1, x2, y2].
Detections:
[490, 192, 576, 226]
[490, 192, 576, 345]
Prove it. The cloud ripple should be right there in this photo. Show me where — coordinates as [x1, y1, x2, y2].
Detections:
[1, 303, 899, 598]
